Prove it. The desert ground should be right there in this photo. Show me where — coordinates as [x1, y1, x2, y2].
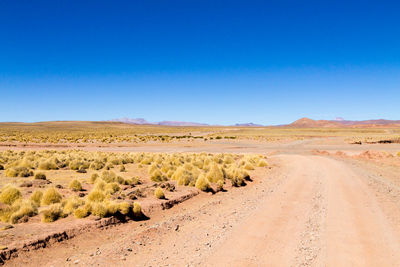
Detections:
[1, 122, 400, 266]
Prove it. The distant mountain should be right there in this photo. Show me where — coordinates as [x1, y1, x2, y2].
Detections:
[158, 121, 209, 126]
[110, 118, 153, 125]
[288, 117, 400, 128]
[234, 123, 263, 127]
[110, 118, 209, 126]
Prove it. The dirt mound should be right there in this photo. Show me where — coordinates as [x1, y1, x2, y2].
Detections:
[355, 150, 394, 160]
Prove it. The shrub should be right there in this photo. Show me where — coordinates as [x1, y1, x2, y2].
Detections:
[41, 204, 65, 222]
[69, 179, 82, 192]
[154, 187, 165, 199]
[150, 169, 167, 182]
[0, 164, 4, 170]
[118, 202, 131, 215]
[89, 161, 104, 170]
[119, 165, 126, 172]
[87, 190, 105, 202]
[63, 196, 84, 214]
[195, 174, 210, 191]
[94, 180, 106, 191]
[4, 167, 33, 177]
[206, 163, 224, 183]
[101, 170, 116, 183]
[104, 182, 120, 194]
[257, 159, 268, 167]
[132, 202, 141, 217]
[38, 160, 57, 170]
[30, 190, 43, 206]
[90, 173, 99, 184]
[74, 205, 90, 218]
[105, 201, 119, 215]
[243, 162, 255, 170]
[217, 179, 224, 191]
[90, 202, 108, 217]
[116, 176, 125, 184]
[41, 187, 62, 206]
[34, 172, 47, 180]
[9, 200, 38, 224]
[0, 186, 22, 205]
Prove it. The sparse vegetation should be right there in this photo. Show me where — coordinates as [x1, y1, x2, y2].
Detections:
[69, 179, 82, 191]
[41, 187, 62, 206]
[0, 186, 22, 205]
[154, 187, 165, 199]
[0, 149, 267, 224]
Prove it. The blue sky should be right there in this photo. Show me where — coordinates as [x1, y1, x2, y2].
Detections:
[1, 0, 399, 125]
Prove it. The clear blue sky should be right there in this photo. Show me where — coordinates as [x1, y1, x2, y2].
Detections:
[1, 0, 399, 125]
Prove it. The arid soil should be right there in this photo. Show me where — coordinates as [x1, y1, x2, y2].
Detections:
[4, 148, 400, 266]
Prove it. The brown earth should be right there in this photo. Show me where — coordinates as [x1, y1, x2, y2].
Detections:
[4, 149, 400, 266]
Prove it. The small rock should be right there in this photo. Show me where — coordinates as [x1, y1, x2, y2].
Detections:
[120, 257, 126, 261]
[66, 257, 71, 261]
[175, 225, 180, 231]
[127, 248, 132, 252]
[74, 259, 80, 264]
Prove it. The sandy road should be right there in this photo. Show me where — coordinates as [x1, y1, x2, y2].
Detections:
[6, 154, 400, 266]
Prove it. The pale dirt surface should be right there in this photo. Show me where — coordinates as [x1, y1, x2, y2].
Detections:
[5, 152, 400, 267]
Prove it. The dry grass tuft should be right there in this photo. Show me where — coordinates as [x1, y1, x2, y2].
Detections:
[41, 187, 62, 206]
[0, 186, 22, 205]
[154, 187, 165, 199]
[69, 179, 82, 192]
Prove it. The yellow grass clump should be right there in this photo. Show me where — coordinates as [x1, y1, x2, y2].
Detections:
[30, 190, 43, 206]
[87, 190, 106, 202]
[0, 186, 22, 205]
[118, 202, 131, 215]
[4, 167, 33, 177]
[195, 174, 211, 191]
[133, 202, 142, 217]
[63, 196, 84, 214]
[69, 179, 82, 191]
[41, 203, 65, 222]
[34, 172, 47, 180]
[154, 187, 165, 199]
[41, 187, 62, 206]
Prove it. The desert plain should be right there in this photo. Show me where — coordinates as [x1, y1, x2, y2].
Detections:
[1, 120, 400, 266]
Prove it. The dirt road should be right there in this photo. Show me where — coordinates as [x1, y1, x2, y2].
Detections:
[6, 154, 400, 266]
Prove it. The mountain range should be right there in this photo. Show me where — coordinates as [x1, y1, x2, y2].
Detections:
[111, 117, 400, 128]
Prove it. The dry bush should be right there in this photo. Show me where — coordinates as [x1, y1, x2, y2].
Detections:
[90, 173, 99, 184]
[104, 182, 120, 194]
[133, 202, 141, 217]
[74, 203, 91, 218]
[41, 203, 65, 222]
[87, 190, 106, 202]
[4, 167, 33, 177]
[195, 174, 210, 191]
[206, 163, 224, 183]
[101, 170, 116, 183]
[0, 185, 22, 205]
[118, 202, 131, 215]
[9, 199, 38, 224]
[257, 159, 268, 167]
[69, 179, 82, 191]
[150, 169, 167, 182]
[90, 202, 108, 217]
[38, 160, 58, 170]
[154, 187, 165, 199]
[63, 196, 84, 214]
[34, 172, 47, 180]
[30, 190, 43, 206]
[41, 187, 62, 206]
